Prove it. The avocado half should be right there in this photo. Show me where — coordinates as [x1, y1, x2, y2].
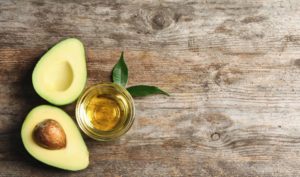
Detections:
[21, 105, 89, 171]
[32, 38, 87, 105]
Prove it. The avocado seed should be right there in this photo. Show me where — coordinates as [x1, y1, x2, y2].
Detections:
[33, 119, 66, 150]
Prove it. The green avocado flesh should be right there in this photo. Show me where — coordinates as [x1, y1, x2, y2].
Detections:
[21, 105, 89, 171]
[32, 38, 87, 105]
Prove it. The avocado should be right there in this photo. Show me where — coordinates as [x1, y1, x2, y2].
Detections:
[32, 38, 87, 105]
[21, 105, 89, 171]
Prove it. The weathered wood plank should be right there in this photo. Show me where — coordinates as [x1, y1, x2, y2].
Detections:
[1, 0, 300, 176]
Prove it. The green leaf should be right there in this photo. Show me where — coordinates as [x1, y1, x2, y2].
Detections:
[112, 52, 128, 87]
[127, 85, 170, 97]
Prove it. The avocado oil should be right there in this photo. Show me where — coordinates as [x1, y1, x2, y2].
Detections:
[76, 83, 135, 141]
[85, 93, 125, 131]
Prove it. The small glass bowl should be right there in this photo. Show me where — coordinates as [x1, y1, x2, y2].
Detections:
[76, 83, 135, 141]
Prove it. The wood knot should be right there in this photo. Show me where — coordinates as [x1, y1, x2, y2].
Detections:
[294, 59, 300, 68]
[205, 113, 233, 129]
[152, 14, 165, 30]
[151, 11, 173, 30]
[211, 132, 220, 141]
[214, 67, 243, 86]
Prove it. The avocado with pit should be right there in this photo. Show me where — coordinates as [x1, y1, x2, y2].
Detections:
[21, 105, 89, 171]
[32, 38, 87, 105]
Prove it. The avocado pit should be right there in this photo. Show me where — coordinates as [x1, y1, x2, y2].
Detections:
[33, 119, 66, 150]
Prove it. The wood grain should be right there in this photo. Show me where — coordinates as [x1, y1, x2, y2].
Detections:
[1, 0, 300, 176]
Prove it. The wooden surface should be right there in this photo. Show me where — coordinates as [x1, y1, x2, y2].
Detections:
[1, 0, 300, 176]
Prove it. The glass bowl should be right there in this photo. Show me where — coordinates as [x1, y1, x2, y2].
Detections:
[76, 83, 135, 141]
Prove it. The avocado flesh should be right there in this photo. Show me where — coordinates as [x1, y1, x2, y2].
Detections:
[32, 38, 87, 105]
[21, 105, 89, 171]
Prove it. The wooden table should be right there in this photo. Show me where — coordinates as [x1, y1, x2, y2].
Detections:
[1, 0, 300, 176]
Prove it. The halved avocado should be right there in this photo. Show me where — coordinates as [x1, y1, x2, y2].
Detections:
[21, 105, 89, 171]
[32, 38, 87, 105]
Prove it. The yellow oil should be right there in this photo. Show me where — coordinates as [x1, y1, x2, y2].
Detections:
[86, 95, 121, 131]
[81, 88, 130, 132]
[76, 83, 135, 140]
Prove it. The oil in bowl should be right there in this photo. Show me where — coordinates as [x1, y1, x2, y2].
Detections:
[76, 83, 135, 141]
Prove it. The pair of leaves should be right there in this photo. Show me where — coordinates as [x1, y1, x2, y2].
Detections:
[112, 52, 169, 97]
